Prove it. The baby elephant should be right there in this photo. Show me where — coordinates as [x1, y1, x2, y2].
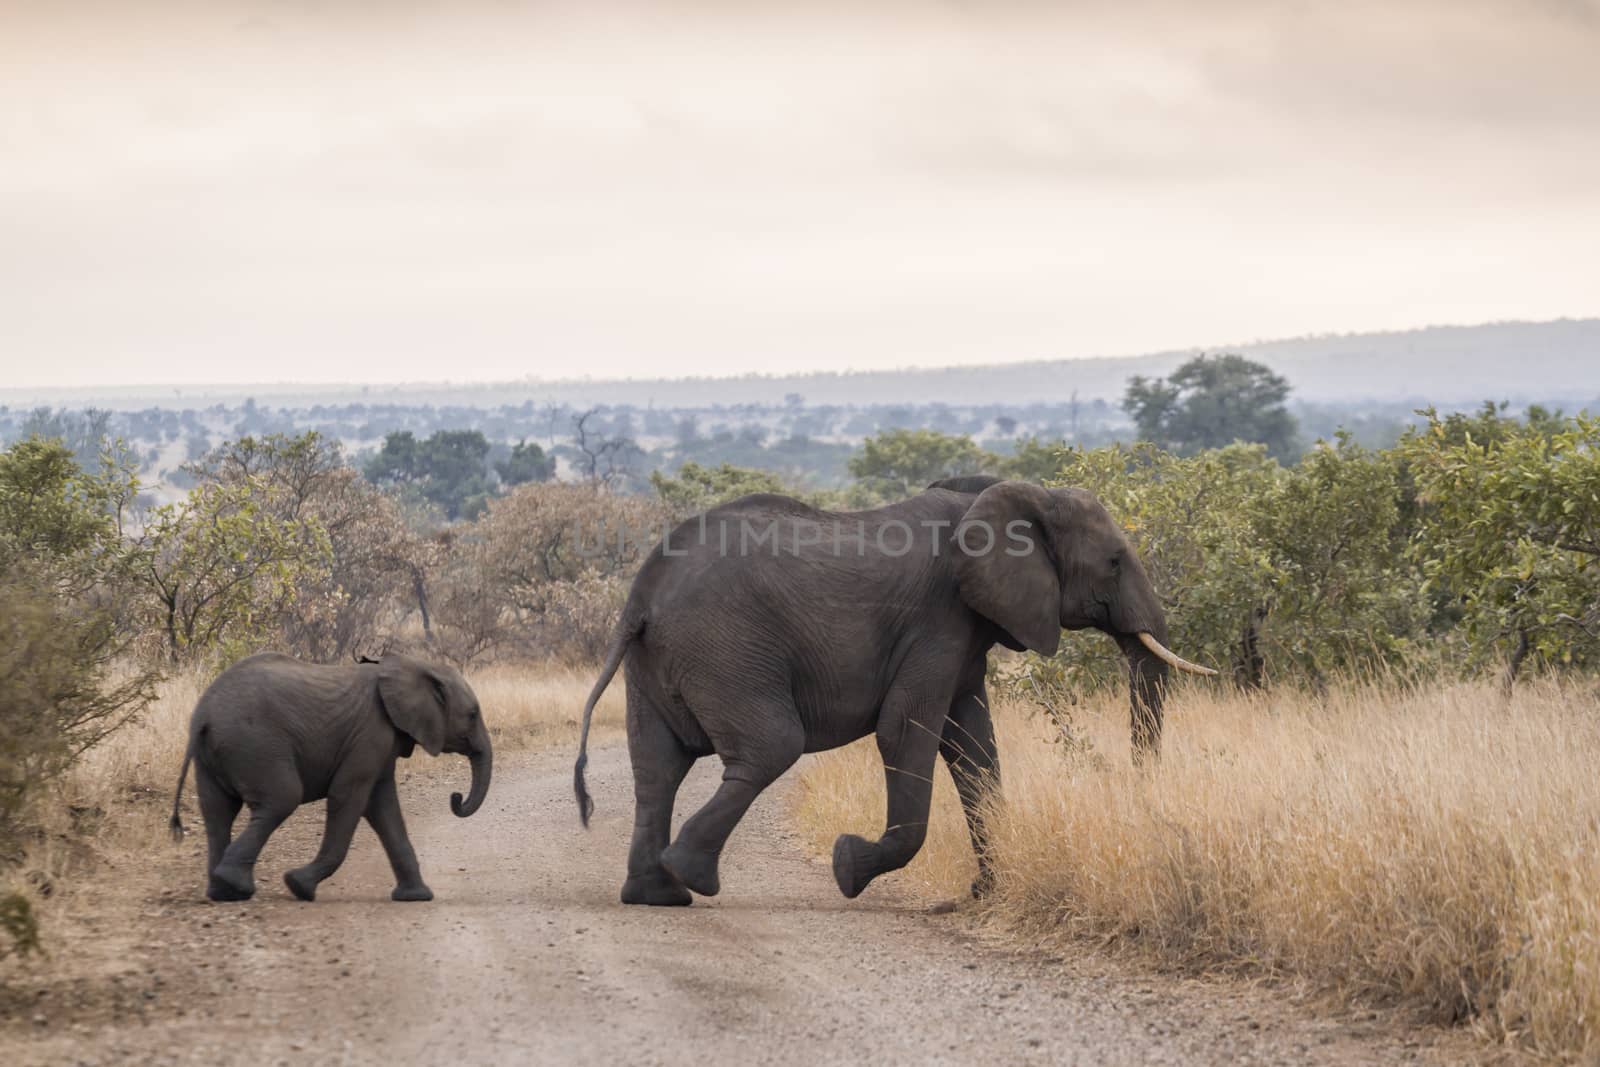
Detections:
[169, 652, 492, 903]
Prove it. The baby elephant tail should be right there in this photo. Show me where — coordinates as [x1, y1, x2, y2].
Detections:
[169, 746, 193, 842]
[575, 617, 640, 828]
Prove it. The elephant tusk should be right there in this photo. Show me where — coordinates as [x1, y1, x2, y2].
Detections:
[1137, 632, 1219, 677]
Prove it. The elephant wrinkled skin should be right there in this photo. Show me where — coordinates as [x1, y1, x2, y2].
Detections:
[170, 652, 492, 903]
[575, 476, 1208, 907]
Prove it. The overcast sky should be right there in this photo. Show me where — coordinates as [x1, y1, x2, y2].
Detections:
[3, 0, 1598, 387]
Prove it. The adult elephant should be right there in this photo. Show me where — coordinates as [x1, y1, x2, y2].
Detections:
[574, 476, 1213, 907]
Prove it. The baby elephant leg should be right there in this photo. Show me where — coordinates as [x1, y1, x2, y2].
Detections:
[210, 767, 299, 902]
[194, 764, 242, 885]
[364, 775, 433, 902]
[283, 776, 371, 902]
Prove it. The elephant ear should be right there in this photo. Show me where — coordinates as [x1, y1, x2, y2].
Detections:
[953, 481, 1063, 655]
[377, 655, 447, 757]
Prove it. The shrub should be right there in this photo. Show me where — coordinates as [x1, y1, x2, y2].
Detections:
[431, 483, 665, 664]
[1402, 409, 1600, 685]
[0, 439, 157, 956]
[649, 461, 788, 519]
[847, 428, 993, 501]
[190, 433, 439, 660]
[133, 478, 331, 666]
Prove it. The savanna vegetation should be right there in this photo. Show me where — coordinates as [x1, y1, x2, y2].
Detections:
[4, 354, 1598, 1058]
[800, 396, 1600, 1061]
[795, 680, 1600, 1061]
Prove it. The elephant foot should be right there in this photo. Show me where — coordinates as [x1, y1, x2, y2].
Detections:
[966, 857, 992, 895]
[391, 882, 434, 902]
[621, 870, 692, 907]
[659, 842, 720, 898]
[283, 867, 319, 902]
[832, 833, 879, 899]
[207, 866, 255, 902]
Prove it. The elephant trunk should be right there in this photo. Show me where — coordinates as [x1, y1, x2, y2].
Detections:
[1112, 565, 1170, 757]
[1123, 633, 1169, 760]
[450, 725, 492, 818]
[1111, 559, 1187, 759]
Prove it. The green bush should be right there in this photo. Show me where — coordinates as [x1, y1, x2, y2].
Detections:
[134, 478, 332, 666]
[0, 439, 158, 957]
[650, 461, 788, 519]
[847, 428, 991, 501]
[1402, 408, 1600, 684]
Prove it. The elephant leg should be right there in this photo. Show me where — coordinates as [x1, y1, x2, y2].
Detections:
[660, 703, 803, 899]
[832, 693, 945, 899]
[194, 762, 242, 883]
[621, 693, 694, 907]
[210, 767, 300, 902]
[284, 777, 372, 902]
[939, 688, 1001, 898]
[363, 774, 433, 902]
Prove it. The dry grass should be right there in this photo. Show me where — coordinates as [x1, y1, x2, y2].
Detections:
[2, 671, 205, 983]
[72, 671, 204, 816]
[468, 661, 624, 750]
[793, 679, 1600, 1062]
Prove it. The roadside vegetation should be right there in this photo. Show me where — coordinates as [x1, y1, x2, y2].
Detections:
[795, 679, 1600, 1061]
[4, 353, 1598, 1058]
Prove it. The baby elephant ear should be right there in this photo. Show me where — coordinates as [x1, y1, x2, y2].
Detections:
[377, 655, 447, 757]
[953, 481, 1063, 656]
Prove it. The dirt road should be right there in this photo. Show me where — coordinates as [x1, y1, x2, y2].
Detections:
[7, 744, 1451, 1066]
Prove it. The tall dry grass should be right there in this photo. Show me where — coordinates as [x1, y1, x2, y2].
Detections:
[793, 679, 1600, 1061]
[467, 661, 624, 750]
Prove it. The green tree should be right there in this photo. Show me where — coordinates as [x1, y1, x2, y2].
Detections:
[495, 439, 555, 487]
[135, 478, 331, 665]
[1422, 399, 1566, 450]
[1250, 434, 1426, 683]
[0, 438, 127, 560]
[365, 429, 494, 520]
[0, 439, 157, 957]
[847, 429, 994, 501]
[1402, 409, 1600, 687]
[365, 430, 420, 485]
[195, 432, 437, 659]
[419, 431, 490, 497]
[1123, 354, 1300, 460]
[650, 462, 787, 519]
[996, 436, 1064, 483]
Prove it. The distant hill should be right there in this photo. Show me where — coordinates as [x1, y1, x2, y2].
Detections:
[5, 318, 1597, 411]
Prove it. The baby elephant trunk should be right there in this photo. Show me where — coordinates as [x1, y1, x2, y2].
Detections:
[450, 728, 492, 818]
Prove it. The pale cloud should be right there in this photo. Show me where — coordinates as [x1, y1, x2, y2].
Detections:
[1, 0, 1597, 386]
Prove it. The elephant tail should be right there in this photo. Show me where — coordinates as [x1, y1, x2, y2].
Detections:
[169, 744, 193, 842]
[575, 620, 638, 828]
